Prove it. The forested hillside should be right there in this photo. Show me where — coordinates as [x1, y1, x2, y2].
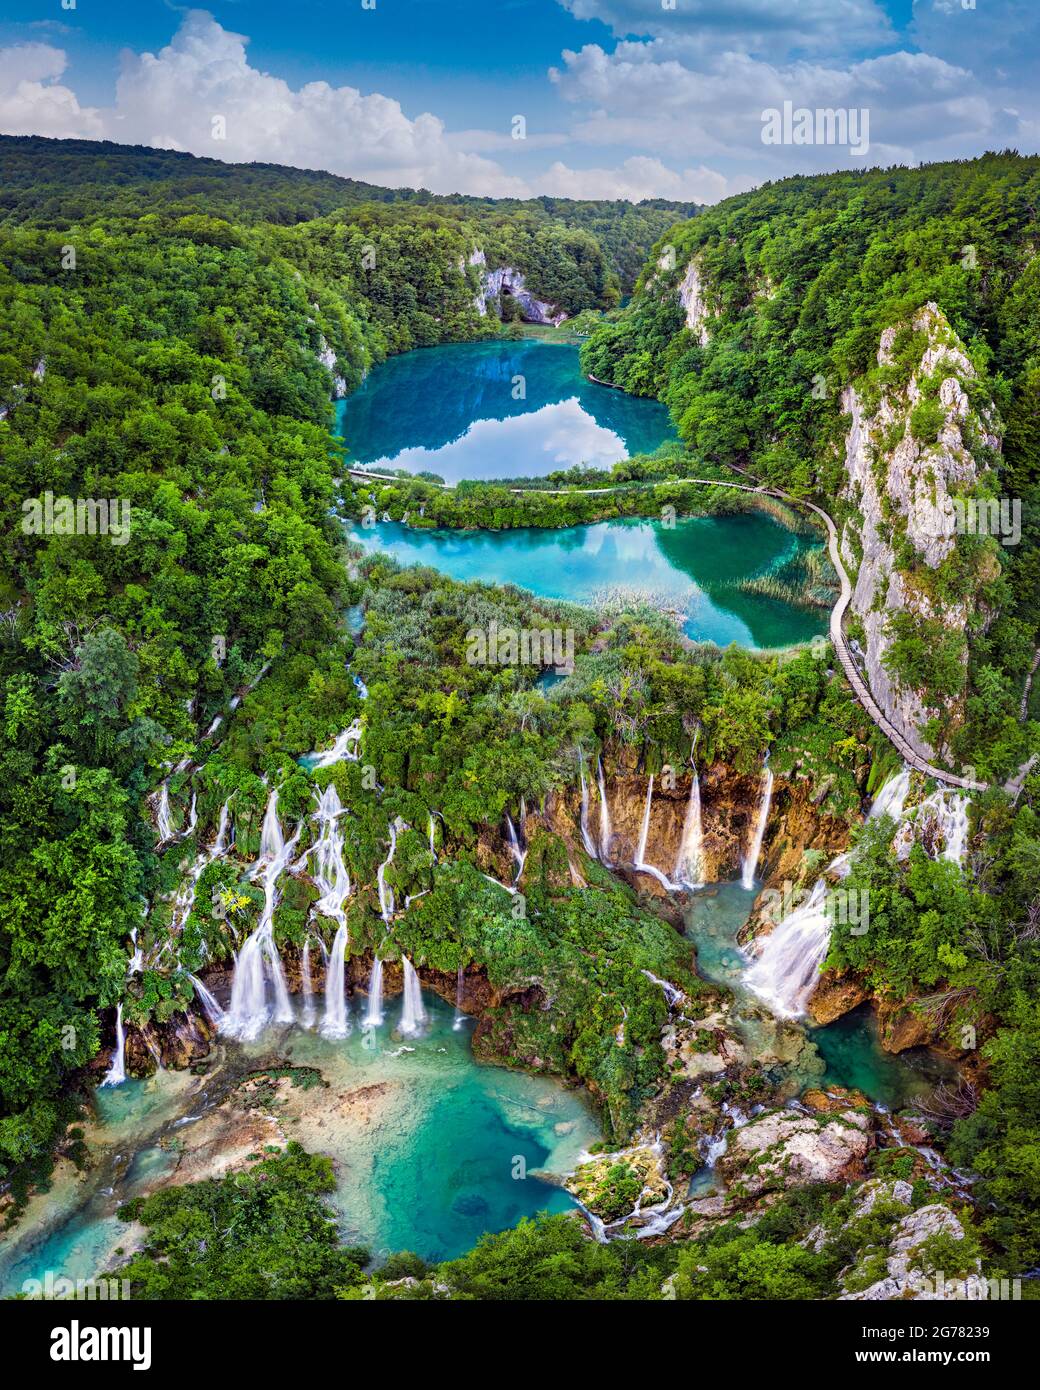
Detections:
[0, 136, 694, 294]
[581, 153, 1040, 780]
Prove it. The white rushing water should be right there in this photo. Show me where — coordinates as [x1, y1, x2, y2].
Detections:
[869, 766, 911, 822]
[301, 938, 316, 1028]
[189, 973, 225, 1027]
[364, 957, 384, 1027]
[674, 766, 704, 888]
[741, 765, 773, 891]
[170, 799, 232, 936]
[377, 818, 401, 923]
[154, 781, 175, 844]
[308, 784, 352, 1038]
[453, 962, 466, 1030]
[578, 754, 597, 858]
[633, 776, 680, 891]
[100, 1003, 127, 1086]
[220, 790, 301, 1041]
[308, 719, 363, 769]
[743, 876, 832, 1019]
[398, 956, 427, 1037]
[505, 814, 527, 886]
[596, 757, 612, 863]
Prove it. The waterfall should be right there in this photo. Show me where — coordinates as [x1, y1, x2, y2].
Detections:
[453, 962, 466, 1030]
[322, 926, 349, 1038]
[635, 775, 653, 866]
[632, 776, 679, 890]
[189, 974, 225, 1027]
[303, 784, 352, 1037]
[221, 791, 300, 1041]
[505, 814, 526, 886]
[377, 819, 400, 923]
[185, 791, 198, 837]
[915, 788, 971, 863]
[364, 956, 384, 1027]
[171, 799, 233, 936]
[674, 767, 704, 888]
[101, 1004, 127, 1086]
[301, 938, 315, 1028]
[308, 719, 363, 769]
[741, 766, 774, 891]
[870, 766, 911, 822]
[155, 781, 175, 843]
[641, 969, 685, 1009]
[399, 957, 427, 1037]
[352, 674, 369, 701]
[596, 757, 612, 863]
[578, 754, 597, 857]
[428, 813, 437, 862]
[743, 877, 831, 1018]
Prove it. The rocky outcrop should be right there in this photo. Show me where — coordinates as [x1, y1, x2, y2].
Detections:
[839, 303, 1002, 762]
[678, 256, 713, 346]
[719, 1106, 874, 1197]
[840, 1200, 983, 1301]
[316, 337, 347, 398]
[468, 249, 567, 326]
[808, 970, 869, 1025]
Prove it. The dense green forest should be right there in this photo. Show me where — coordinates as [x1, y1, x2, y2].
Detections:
[2, 139, 1039, 1300]
[0, 136, 694, 294]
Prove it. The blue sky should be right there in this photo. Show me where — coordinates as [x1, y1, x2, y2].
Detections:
[0, 1, 1036, 201]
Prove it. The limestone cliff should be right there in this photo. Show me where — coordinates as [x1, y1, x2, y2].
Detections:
[839, 303, 1003, 762]
[466, 248, 567, 326]
[677, 255, 713, 346]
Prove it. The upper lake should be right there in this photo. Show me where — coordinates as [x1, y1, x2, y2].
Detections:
[336, 340, 675, 483]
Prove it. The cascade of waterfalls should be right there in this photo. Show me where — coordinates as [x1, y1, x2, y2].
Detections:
[308, 719, 363, 769]
[306, 784, 352, 1038]
[869, 766, 911, 822]
[171, 799, 233, 936]
[221, 790, 300, 1041]
[100, 1003, 127, 1086]
[365, 956, 384, 1027]
[674, 767, 704, 888]
[596, 757, 612, 863]
[399, 957, 427, 1037]
[741, 765, 774, 891]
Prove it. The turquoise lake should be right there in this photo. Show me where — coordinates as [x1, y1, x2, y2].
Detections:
[337, 340, 675, 482]
[0, 993, 597, 1294]
[350, 516, 827, 649]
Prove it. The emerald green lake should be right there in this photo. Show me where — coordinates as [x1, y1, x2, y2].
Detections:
[337, 340, 675, 482]
[350, 516, 827, 648]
